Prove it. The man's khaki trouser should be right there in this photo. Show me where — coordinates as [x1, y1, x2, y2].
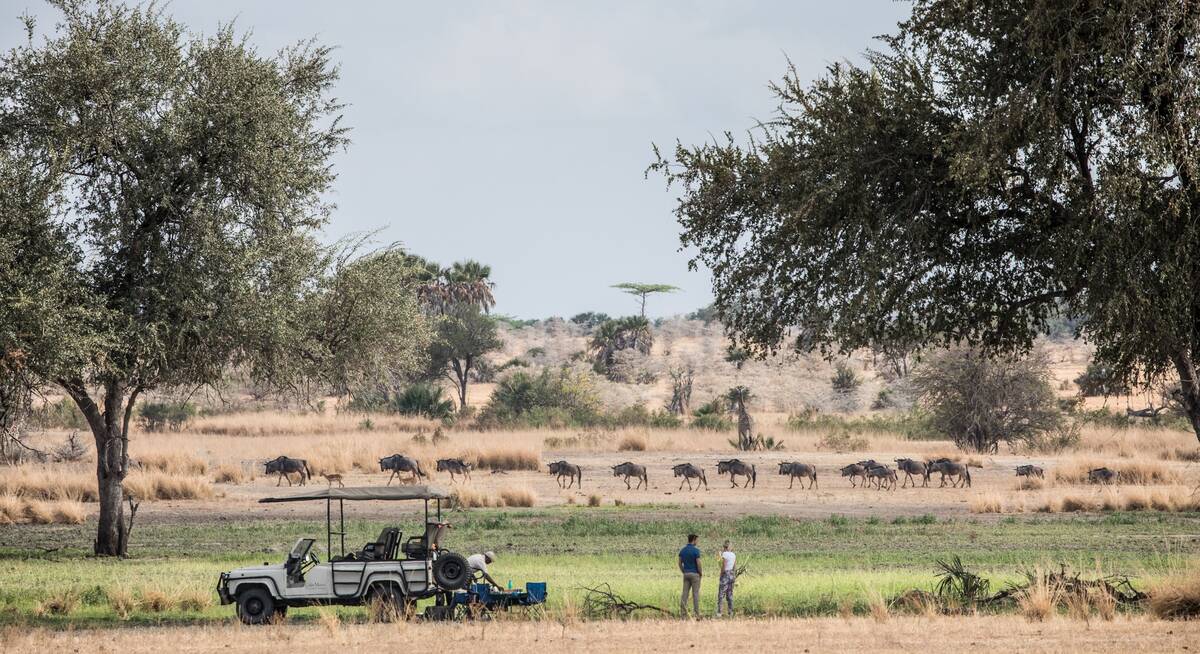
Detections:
[680, 572, 701, 617]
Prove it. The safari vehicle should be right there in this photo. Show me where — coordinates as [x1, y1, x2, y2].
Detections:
[216, 485, 472, 624]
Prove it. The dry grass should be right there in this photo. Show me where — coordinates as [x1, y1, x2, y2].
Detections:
[123, 472, 214, 501]
[1018, 571, 1061, 622]
[0, 467, 98, 501]
[139, 588, 177, 613]
[1150, 571, 1200, 620]
[34, 589, 79, 617]
[618, 434, 648, 451]
[0, 494, 88, 524]
[451, 485, 537, 508]
[867, 591, 890, 623]
[970, 485, 1200, 514]
[184, 411, 435, 437]
[107, 587, 138, 620]
[497, 485, 537, 507]
[2, 614, 1198, 652]
[587, 494, 602, 507]
[176, 590, 213, 612]
[464, 447, 541, 471]
[1013, 477, 1048, 491]
[136, 452, 207, 476]
[212, 464, 255, 485]
[1053, 458, 1178, 485]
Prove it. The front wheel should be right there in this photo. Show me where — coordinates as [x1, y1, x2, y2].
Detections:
[236, 587, 276, 625]
[433, 552, 470, 590]
[368, 584, 406, 623]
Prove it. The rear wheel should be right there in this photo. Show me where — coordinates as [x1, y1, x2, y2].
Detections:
[433, 552, 470, 590]
[236, 587, 276, 625]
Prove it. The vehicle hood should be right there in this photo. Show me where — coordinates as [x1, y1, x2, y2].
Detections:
[226, 564, 284, 577]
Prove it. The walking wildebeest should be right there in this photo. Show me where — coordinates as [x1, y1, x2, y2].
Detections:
[1015, 464, 1045, 479]
[717, 459, 756, 488]
[264, 456, 312, 486]
[865, 464, 897, 491]
[894, 458, 930, 488]
[379, 454, 426, 486]
[927, 459, 972, 488]
[840, 463, 868, 488]
[611, 462, 648, 490]
[1088, 467, 1117, 485]
[778, 462, 818, 489]
[548, 460, 582, 489]
[672, 463, 708, 491]
[436, 458, 473, 483]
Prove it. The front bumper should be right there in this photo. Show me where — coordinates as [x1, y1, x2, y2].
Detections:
[216, 572, 233, 605]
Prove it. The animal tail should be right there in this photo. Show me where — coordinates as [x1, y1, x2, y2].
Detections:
[417, 461, 427, 478]
[303, 460, 312, 480]
[965, 466, 972, 487]
[751, 465, 757, 487]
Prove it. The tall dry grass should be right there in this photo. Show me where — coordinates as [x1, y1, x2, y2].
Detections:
[123, 472, 214, 501]
[451, 485, 537, 508]
[0, 494, 88, 524]
[1053, 458, 1178, 485]
[183, 411, 435, 437]
[1150, 571, 1200, 620]
[0, 467, 98, 501]
[136, 452, 207, 475]
[970, 486, 1200, 514]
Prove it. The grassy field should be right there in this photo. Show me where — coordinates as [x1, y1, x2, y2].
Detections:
[1, 507, 1196, 626]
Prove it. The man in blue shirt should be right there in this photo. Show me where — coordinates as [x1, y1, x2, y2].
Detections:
[678, 533, 702, 618]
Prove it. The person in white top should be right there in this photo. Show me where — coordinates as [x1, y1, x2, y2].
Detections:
[466, 551, 500, 588]
[716, 541, 736, 617]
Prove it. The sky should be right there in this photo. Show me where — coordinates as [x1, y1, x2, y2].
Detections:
[2, 1, 911, 320]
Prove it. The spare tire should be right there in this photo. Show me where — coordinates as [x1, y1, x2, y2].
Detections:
[432, 552, 470, 590]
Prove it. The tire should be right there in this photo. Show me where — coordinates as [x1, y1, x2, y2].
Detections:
[368, 584, 405, 623]
[236, 587, 276, 625]
[432, 552, 470, 590]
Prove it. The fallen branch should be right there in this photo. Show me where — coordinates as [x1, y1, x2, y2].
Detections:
[580, 583, 669, 619]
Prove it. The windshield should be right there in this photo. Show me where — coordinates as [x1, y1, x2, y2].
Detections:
[288, 538, 315, 561]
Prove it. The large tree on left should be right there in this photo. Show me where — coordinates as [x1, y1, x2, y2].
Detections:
[0, 1, 350, 555]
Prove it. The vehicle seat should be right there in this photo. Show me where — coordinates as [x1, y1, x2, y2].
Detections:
[360, 527, 400, 561]
[403, 522, 445, 559]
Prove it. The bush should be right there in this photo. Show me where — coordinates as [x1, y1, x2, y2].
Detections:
[1074, 359, 1129, 397]
[786, 408, 933, 439]
[910, 347, 1063, 453]
[138, 401, 196, 432]
[689, 398, 732, 431]
[29, 397, 87, 430]
[476, 368, 604, 428]
[391, 384, 455, 420]
[831, 361, 862, 394]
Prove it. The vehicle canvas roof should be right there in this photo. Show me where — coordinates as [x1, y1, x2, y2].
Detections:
[259, 485, 452, 503]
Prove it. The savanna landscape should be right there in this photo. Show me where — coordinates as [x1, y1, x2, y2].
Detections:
[4, 1, 1200, 652]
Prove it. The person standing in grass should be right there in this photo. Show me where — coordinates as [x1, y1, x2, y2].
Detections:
[715, 540, 736, 617]
[678, 534, 702, 618]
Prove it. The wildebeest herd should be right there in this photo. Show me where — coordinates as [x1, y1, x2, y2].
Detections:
[261, 453, 1065, 491]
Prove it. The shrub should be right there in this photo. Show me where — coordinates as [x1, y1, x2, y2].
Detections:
[212, 464, 253, 484]
[871, 389, 896, 410]
[35, 589, 79, 616]
[587, 494, 601, 507]
[831, 361, 862, 394]
[497, 486, 537, 507]
[816, 430, 870, 452]
[465, 447, 541, 471]
[910, 347, 1063, 453]
[690, 398, 732, 431]
[618, 434, 647, 451]
[476, 368, 604, 428]
[29, 397, 87, 430]
[138, 401, 197, 432]
[1150, 571, 1200, 620]
[1074, 360, 1129, 397]
[107, 587, 139, 619]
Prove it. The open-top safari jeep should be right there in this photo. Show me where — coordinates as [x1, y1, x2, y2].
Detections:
[217, 485, 471, 624]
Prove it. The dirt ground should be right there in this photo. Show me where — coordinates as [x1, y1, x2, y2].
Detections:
[4, 615, 1196, 653]
[131, 448, 1199, 524]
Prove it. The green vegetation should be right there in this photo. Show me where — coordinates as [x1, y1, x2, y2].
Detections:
[137, 402, 197, 432]
[0, 509, 1194, 625]
[786, 408, 934, 440]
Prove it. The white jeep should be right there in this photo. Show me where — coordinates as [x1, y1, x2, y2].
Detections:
[217, 485, 471, 624]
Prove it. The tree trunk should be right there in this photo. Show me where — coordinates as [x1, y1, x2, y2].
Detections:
[59, 378, 138, 557]
[1171, 351, 1200, 444]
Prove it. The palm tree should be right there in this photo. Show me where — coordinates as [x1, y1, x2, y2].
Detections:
[589, 316, 654, 372]
[414, 258, 496, 314]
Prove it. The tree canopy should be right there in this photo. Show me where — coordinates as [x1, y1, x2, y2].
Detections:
[0, 1, 428, 554]
[653, 0, 1200, 441]
[611, 282, 679, 317]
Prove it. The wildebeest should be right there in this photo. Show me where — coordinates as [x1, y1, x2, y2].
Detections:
[927, 459, 972, 488]
[379, 454, 426, 486]
[840, 463, 868, 488]
[611, 462, 648, 490]
[264, 456, 312, 487]
[548, 460, 582, 489]
[672, 463, 708, 491]
[1015, 464, 1045, 479]
[778, 462, 818, 489]
[716, 459, 757, 488]
[894, 458, 929, 488]
[436, 458, 473, 483]
[865, 464, 897, 490]
[1088, 467, 1117, 485]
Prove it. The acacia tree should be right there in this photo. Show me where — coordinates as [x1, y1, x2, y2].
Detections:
[612, 283, 679, 317]
[0, 2, 431, 555]
[428, 308, 502, 409]
[654, 1, 1200, 443]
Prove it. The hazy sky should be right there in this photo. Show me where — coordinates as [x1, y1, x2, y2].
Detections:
[3, 1, 910, 319]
